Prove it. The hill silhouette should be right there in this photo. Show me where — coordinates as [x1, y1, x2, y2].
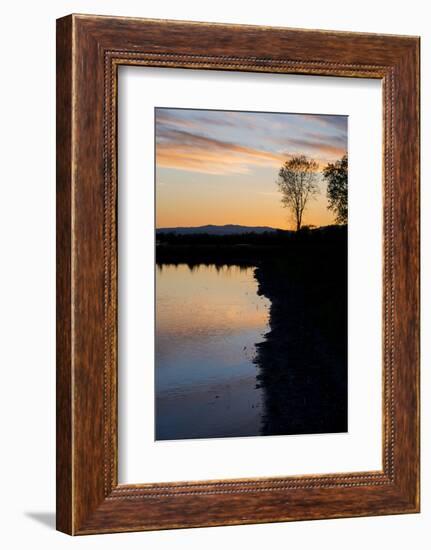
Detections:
[156, 224, 281, 236]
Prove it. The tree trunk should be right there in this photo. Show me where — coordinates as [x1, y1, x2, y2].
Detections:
[296, 218, 301, 231]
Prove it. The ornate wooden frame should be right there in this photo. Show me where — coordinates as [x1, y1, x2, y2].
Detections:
[56, 14, 420, 534]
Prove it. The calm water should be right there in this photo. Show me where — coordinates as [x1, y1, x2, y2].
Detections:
[155, 264, 270, 440]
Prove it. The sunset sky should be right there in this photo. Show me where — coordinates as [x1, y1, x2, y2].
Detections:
[155, 108, 347, 230]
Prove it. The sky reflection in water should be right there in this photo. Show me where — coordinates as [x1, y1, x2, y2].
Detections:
[155, 264, 270, 440]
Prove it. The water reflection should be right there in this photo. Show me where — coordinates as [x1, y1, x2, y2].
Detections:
[155, 264, 270, 440]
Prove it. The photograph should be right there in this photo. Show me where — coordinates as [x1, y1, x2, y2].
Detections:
[155, 107, 348, 440]
[0, 1, 423, 543]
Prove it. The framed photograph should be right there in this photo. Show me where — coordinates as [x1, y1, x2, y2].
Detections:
[56, 14, 420, 535]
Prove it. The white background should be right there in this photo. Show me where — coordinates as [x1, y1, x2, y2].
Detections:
[0, 0, 428, 548]
[119, 68, 382, 483]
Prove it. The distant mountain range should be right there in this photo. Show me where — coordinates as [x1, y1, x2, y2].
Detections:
[156, 224, 282, 235]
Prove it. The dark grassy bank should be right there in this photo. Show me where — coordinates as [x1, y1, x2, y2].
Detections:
[253, 230, 347, 436]
[156, 225, 348, 437]
[156, 225, 345, 267]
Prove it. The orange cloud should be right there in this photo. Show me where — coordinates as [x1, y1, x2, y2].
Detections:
[156, 129, 285, 175]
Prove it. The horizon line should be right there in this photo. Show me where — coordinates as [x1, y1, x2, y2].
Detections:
[155, 223, 330, 230]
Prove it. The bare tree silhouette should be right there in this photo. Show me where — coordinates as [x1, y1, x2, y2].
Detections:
[277, 155, 319, 231]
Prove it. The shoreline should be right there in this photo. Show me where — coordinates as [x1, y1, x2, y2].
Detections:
[156, 225, 348, 437]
